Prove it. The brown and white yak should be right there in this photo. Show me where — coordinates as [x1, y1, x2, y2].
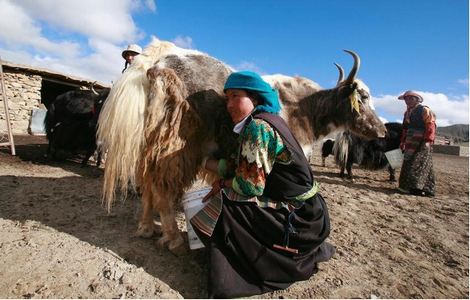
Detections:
[97, 39, 386, 255]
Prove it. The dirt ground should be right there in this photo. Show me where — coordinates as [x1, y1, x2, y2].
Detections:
[0, 135, 468, 299]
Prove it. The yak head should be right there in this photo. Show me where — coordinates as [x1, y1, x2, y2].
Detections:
[334, 50, 387, 140]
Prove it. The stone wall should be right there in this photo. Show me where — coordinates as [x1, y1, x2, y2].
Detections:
[433, 144, 469, 157]
[1, 70, 42, 134]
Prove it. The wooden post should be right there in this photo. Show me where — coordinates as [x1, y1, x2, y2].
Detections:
[0, 57, 16, 155]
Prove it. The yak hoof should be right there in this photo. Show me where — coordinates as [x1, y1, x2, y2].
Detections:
[169, 238, 188, 256]
[135, 222, 155, 238]
[155, 236, 170, 249]
[155, 235, 188, 256]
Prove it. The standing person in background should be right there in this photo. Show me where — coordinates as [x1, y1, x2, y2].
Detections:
[121, 44, 142, 73]
[397, 90, 436, 197]
[191, 71, 335, 298]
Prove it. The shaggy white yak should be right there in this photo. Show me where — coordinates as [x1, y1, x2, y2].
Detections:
[97, 37, 209, 208]
[98, 38, 386, 254]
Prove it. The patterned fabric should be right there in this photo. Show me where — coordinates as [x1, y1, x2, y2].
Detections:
[233, 118, 291, 196]
[403, 128, 425, 159]
[191, 118, 318, 237]
[399, 144, 435, 194]
[189, 192, 223, 237]
[422, 106, 437, 142]
[401, 104, 436, 148]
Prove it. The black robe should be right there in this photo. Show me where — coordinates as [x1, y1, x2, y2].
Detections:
[194, 112, 335, 298]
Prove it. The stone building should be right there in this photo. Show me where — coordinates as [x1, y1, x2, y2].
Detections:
[0, 60, 110, 135]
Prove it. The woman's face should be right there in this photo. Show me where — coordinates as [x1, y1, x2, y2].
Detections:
[404, 96, 419, 108]
[225, 89, 257, 123]
[125, 52, 138, 64]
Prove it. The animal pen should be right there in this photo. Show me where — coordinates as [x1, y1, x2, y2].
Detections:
[0, 59, 110, 156]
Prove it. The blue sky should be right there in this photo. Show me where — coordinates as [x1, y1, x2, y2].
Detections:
[0, 0, 468, 126]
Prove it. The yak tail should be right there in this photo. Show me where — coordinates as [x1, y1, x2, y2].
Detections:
[333, 131, 350, 167]
[140, 67, 197, 182]
[97, 60, 150, 211]
[96, 38, 179, 212]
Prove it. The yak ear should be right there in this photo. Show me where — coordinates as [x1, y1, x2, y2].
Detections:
[337, 81, 358, 99]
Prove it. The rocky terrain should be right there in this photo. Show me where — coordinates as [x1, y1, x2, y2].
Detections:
[0, 135, 468, 298]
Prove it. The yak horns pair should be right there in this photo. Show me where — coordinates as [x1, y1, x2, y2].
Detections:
[335, 49, 360, 86]
[90, 81, 99, 95]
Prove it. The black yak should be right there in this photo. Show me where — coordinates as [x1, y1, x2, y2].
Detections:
[45, 87, 110, 166]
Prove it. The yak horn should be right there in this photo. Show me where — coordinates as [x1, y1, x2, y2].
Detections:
[90, 81, 98, 95]
[343, 49, 360, 83]
[334, 63, 344, 86]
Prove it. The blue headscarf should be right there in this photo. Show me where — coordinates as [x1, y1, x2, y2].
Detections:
[224, 71, 281, 114]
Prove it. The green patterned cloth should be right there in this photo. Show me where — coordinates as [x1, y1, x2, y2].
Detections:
[191, 117, 319, 237]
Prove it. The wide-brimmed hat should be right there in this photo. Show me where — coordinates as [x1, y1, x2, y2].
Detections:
[398, 90, 423, 102]
[121, 44, 142, 59]
[224, 71, 281, 114]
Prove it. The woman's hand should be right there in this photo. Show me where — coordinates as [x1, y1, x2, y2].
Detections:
[399, 142, 405, 152]
[202, 178, 226, 202]
[204, 158, 219, 173]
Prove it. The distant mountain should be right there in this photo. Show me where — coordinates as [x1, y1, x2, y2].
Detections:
[437, 124, 469, 142]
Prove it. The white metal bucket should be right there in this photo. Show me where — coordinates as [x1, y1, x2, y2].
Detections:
[29, 108, 47, 135]
[385, 149, 404, 169]
[181, 187, 211, 250]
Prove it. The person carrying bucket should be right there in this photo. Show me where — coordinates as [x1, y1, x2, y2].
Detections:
[397, 90, 436, 197]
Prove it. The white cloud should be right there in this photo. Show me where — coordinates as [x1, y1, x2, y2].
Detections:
[144, 0, 157, 12]
[46, 39, 124, 84]
[13, 0, 143, 44]
[234, 61, 265, 74]
[379, 116, 388, 124]
[0, 41, 123, 84]
[172, 35, 194, 49]
[130, 0, 157, 13]
[0, 0, 81, 57]
[458, 78, 469, 87]
[0, 0, 157, 84]
[0, 1, 39, 44]
[373, 92, 469, 127]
